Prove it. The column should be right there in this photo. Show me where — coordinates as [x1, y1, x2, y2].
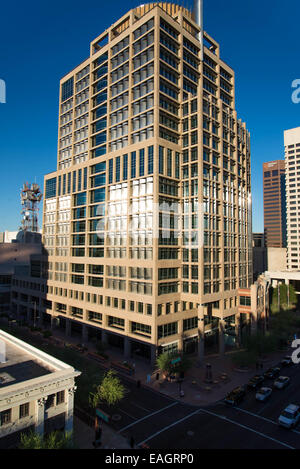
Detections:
[65, 386, 77, 434]
[235, 314, 241, 348]
[124, 337, 131, 359]
[286, 279, 290, 308]
[37, 306, 43, 327]
[150, 344, 157, 368]
[102, 330, 108, 345]
[197, 305, 205, 364]
[16, 304, 21, 321]
[35, 397, 47, 436]
[219, 319, 225, 356]
[178, 320, 183, 353]
[251, 311, 258, 335]
[66, 318, 72, 337]
[82, 324, 88, 345]
[26, 307, 31, 325]
[50, 315, 56, 330]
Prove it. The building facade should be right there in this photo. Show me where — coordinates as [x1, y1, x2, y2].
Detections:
[0, 232, 43, 314]
[40, 2, 252, 363]
[0, 330, 80, 449]
[284, 126, 300, 271]
[0, 231, 18, 244]
[252, 233, 267, 280]
[263, 160, 286, 249]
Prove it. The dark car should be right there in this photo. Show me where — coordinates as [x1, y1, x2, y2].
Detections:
[281, 356, 293, 367]
[247, 375, 264, 390]
[264, 367, 281, 379]
[224, 386, 246, 405]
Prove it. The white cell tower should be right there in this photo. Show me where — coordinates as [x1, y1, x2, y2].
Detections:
[20, 183, 43, 232]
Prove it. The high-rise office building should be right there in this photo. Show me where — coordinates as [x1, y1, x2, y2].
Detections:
[284, 126, 300, 271]
[42, 2, 252, 363]
[263, 160, 286, 248]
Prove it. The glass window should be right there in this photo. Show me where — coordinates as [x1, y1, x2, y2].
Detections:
[61, 77, 74, 102]
[91, 188, 105, 203]
[116, 156, 121, 182]
[148, 146, 154, 174]
[139, 149, 145, 177]
[123, 154, 128, 180]
[159, 146, 164, 174]
[45, 178, 57, 199]
[74, 192, 86, 206]
[131, 152, 136, 178]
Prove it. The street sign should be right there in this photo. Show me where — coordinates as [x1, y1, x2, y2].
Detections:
[96, 408, 110, 423]
[171, 357, 181, 365]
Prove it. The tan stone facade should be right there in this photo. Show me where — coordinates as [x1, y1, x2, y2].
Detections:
[284, 127, 300, 271]
[41, 3, 252, 361]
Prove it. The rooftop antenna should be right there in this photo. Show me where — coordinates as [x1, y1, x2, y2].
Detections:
[193, 0, 203, 61]
[20, 182, 43, 233]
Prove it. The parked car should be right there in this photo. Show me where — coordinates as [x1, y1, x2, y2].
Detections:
[256, 387, 272, 402]
[278, 404, 300, 428]
[264, 367, 280, 379]
[281, 356, 293, 367]
[247, 375, 264, 390]
[224, 386, 246, 405]
[274, 376, 290, 389]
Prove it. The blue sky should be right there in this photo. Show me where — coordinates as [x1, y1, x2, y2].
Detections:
[0, 0, 299, 232]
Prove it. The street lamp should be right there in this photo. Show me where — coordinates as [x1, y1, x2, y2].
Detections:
[178, 377, 184, 397]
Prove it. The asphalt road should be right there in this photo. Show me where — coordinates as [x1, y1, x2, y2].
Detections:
[112, 355, 300, 449]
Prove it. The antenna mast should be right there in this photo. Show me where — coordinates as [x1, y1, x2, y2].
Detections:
[193, 0, 203, 61]
[20, 182, 43, 232]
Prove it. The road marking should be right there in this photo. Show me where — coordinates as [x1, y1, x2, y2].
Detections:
[137, 408, 201, 446]
[235, 406, 277, 425]
[118, 409, 138, 421]
[234, 406, 300, 435]
[199, 408, 295, 449]
[131, 402, 153, 413]
[118, 402, 178, 432]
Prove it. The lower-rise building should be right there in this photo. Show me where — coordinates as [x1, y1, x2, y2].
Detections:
[0, 329, 80, 448]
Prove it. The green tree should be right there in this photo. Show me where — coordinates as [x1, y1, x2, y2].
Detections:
[231, 350, 257, 368]
[270, 284, 297, 313]
[244, 331, 277, 357]
[156, 351, 192, 376]
[89, 370, 126, 408]
[19, 430, 75, 449]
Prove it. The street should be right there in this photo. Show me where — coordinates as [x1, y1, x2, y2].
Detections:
[113, 359, 300, 449]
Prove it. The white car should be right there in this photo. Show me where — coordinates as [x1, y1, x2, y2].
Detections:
[256, 387, 272, 402]
[273, 376, 290, 389]
[278, 404, 300, 428]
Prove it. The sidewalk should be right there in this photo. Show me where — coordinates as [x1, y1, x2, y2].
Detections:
[49, 326, 291, 406]
[73, 416, 132, 449]
[145, 350, 288, 406]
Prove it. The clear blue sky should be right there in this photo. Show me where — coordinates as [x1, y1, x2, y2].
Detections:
[0, 0, 299, 232]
